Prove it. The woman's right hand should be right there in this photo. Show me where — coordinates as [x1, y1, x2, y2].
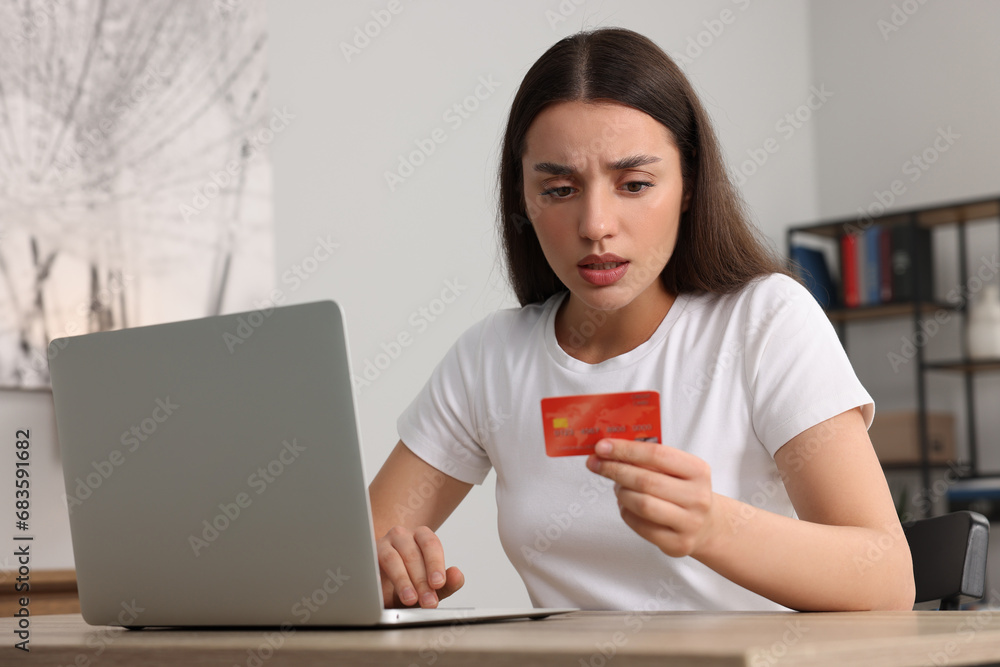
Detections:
[377, 525, 465, 608]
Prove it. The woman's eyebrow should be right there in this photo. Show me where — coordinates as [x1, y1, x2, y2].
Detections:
[532, 155, 662, 176]
[608, 154, 661, 170]
[533, 161, 574, 176]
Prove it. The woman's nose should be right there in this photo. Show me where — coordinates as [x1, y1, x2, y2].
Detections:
[577, 188, 618, 240]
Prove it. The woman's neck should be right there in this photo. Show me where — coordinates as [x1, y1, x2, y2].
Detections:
[554, 284, 676, 364]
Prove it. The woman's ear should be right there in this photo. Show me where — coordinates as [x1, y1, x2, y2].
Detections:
[681, 188, 692, 213]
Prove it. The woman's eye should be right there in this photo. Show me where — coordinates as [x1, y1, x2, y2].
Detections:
[623, 181, 653, 193]
[541, 186, 575, 198]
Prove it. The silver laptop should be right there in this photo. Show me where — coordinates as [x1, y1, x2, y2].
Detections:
[48, 300, 573, 627]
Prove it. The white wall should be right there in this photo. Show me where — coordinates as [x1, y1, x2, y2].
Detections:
[268, 0, 817, 607]
[811, 0, 1000, 214]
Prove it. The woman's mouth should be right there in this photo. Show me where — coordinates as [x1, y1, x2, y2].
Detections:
[577, 258, 629, 286]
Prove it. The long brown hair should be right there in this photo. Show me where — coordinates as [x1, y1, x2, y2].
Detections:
[499, 27, 790, 306]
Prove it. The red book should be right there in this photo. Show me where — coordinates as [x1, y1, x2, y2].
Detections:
[879, 227, 893, 303]
[841, 233, 860, 308]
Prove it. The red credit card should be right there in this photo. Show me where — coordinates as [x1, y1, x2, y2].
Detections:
[541, 391, 661, 457]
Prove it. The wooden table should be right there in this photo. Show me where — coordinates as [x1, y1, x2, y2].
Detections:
[0, 569, 79, 617]
[5, 610, 1000, 666]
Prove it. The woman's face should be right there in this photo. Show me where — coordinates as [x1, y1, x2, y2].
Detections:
[521, 100, 687, 313]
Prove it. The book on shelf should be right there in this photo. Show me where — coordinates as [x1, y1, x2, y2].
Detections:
[890, 224, 934, 303]
[863, 225, 881, 305]
[946, 476, 1000, 502]
[879, 227, 893, 303]
[856, 230, 869, 306]
[840, 233, 860, 308]
[789, 245, 837, 309]
[946, 477, 1000, 523]
[833, 223, 934, 309]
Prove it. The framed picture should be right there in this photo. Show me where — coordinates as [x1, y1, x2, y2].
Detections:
[0, 0, 275, 389]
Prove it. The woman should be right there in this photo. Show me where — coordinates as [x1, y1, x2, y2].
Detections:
[369, 27, 914, 612]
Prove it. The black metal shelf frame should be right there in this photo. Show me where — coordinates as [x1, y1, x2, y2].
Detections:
[787, 194, 1000, 517]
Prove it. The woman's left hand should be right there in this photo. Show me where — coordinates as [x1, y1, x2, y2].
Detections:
[586, 438, 717, 558]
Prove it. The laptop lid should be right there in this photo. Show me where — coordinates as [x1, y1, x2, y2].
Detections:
[50, 300, 389, 626]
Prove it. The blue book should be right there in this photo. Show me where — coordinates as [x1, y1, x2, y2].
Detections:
[790, 246, 837, 309]
[855, 231, 869, 305]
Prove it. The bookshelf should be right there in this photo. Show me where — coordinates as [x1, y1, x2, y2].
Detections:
[786, 194, 1000, 516]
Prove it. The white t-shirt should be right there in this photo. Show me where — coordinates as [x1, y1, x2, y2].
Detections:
[397, 273, 874, 611]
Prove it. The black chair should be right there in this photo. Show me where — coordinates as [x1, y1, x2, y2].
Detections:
[903, 510, 990, 610]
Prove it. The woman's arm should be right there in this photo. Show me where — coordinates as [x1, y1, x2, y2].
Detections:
[587, 407, 915, 611]
[369, 440, 473, 608]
